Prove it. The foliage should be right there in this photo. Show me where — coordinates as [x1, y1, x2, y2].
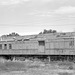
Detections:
[1, 32, 20, 37]
[39, 29, 57, 34]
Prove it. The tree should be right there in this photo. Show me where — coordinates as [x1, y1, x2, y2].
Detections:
[1, 32, 20, 37]
[39, 29, 57, 34]
[43, 29, 48, 34]
[8, 32, 19, 36]
[52, 30, 57, 33]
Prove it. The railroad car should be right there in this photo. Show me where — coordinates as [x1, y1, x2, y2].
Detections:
[0, 32, 75, 61]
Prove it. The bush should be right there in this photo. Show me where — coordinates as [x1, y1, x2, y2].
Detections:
[68, 66, 73, 70]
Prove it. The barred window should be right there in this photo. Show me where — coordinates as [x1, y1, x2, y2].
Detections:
[4, 44, 7, 49]
[0, 44, 2, 49]
[69, 41, 74, 46]
[9, 44, 12, 49]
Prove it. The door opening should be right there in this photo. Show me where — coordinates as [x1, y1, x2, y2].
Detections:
[38, 41, 45, 52]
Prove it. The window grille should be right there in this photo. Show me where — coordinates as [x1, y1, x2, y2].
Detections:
[0, 44, 2, 49]
[9, 44, 12, 49]
[4, 44, 7, 49]
[69, 41, 74, 46]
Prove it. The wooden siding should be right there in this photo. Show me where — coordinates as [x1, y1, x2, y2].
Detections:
[12, 41, 38, 50]
[0, 33, 75, 55]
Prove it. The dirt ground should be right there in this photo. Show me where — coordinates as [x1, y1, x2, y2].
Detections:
[0, 59, 75, 75]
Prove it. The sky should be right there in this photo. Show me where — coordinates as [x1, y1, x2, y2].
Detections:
[0, 0, 75, 36]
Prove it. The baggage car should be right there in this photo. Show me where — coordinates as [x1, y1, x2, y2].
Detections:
[0, 32, 75, 61]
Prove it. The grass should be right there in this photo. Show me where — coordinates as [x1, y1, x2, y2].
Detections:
[0, 59, 74, 75]
[58, 72, 73, 75]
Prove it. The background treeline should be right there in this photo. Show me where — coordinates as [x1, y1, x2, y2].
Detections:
[39, 29, 57, 34]
[1, 32, 20, 37]
[1, 29, 57, 37]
